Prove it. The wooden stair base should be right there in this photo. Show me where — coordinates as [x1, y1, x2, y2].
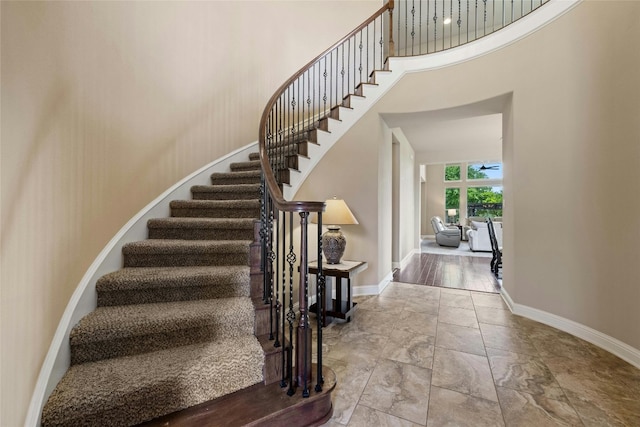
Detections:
[137, 365, 336, 427]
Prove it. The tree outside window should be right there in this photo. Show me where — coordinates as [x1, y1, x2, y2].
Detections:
[445, 187, 460, 223]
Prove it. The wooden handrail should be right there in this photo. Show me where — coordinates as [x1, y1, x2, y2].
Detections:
[259, 2, 392, 213]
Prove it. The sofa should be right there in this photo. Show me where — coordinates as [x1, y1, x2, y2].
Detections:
[430, 216, 461, 247]
[467, 219, 503, 252]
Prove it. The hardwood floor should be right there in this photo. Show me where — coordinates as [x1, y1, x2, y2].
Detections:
[392, 252, 500, 293]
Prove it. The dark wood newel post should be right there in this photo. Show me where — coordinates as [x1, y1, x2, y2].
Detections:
[389, 0, 395, 57]
[296, 212, 312, 397]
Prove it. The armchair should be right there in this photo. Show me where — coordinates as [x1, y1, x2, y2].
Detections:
[430, 216, 461, 248]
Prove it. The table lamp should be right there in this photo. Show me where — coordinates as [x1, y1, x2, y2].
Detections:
[447, 208, 457, 224]
[313, 197, 359, 264]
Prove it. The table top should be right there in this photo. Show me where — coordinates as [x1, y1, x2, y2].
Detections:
[308, 260, 368, 276]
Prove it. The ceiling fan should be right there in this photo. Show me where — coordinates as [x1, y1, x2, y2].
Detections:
[479, 164, 499, 170]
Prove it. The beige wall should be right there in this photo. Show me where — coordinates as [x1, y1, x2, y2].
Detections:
[0, 2, 380, 425]
[298, 1, 640, 352]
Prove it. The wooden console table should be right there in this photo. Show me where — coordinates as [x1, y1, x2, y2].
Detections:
[308, 260, 368, 327]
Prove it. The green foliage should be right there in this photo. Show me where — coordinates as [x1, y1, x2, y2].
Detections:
[467, 166, 489, 180]
[445, 188, 460, 209]
[445, 165, 460, 181]
[468, 186, 503, 217]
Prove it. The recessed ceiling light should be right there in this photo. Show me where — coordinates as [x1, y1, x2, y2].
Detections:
[444, 17, 452, 25]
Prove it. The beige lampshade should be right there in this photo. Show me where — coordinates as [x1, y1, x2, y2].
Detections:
[447, 208, 457, 216]
[312, 197, 359, 226]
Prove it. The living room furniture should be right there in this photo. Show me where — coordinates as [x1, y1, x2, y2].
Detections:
[467, 219, 502, 252]
[487, 218, 502, 277]
[308, 260, 367, 327]
[311, 197, 359, 264]
[430, 216, 461, 247]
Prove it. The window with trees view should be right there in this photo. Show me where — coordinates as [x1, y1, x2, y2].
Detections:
[444, 164, 461, 181]
[468, 186, 503, 217]
[442, 162, 503, 221]
[445, 188, 460, 223]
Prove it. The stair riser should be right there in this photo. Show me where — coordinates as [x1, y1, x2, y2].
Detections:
[124, 252, 249, 268]
[97, 282, 250, 307]
[148, 228, 254, 240]
[263, 346, 289, 386]
[192, 192, 259, 201]
[230, 164, 261, 172]
[171, 207, 260, 218]
[210, 176, 261, 186]
[71, 322, 254, 365]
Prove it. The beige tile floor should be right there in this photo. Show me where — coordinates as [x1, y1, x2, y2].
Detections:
[318, 282, 640, 426]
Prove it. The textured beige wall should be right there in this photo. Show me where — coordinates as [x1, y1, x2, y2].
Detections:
[0, 2, 380, 425]
[297, 1, 640, 351]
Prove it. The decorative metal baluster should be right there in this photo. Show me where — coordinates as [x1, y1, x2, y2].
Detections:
[483, 0, 487, 36]
[449, 0, 453, 48]
[340, 44, 346, 98]
[286, 211, 296, 395]
[475, 0, 478, 41]
[358, 32, 363, 85]
[419, 0, 422, 55]
[274, 209, 281, 348]
[315, 212, 324, 392]
[433, 0, 438, 52]
[267, 198, 275, 341]
[280, 211, 288, 387]
[511, 0, 514, 23]
[442, 0, 445, 51]
[410, 1, 415, 55]
[366, 25, 369, 80]
[426, 0, 430, 52]
[458, 0, 462, 45]
[259, 175, 267, 304]
[323, 57, 328, 117]
[379, 18, 384, 67]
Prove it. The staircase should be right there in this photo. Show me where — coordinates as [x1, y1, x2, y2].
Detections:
[41, 155, 278, 426]
[36, 0, 558, 424]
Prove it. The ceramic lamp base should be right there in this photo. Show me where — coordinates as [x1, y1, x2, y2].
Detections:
[322, 226, 346, 264]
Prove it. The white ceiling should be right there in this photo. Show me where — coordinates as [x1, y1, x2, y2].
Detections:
[381, 111, 503, 163]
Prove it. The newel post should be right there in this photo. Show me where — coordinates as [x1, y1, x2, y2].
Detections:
[296, 212, 312, 397]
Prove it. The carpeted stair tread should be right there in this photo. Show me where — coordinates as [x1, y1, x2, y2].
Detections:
[96, 266, 250, 306]
[210, 170, 261, 185]
[147, 217, 255, 240]
[123, 239, 251, 267]
[42, 335, 264, 427]
[230, 160, 261, 171]
[170, 199, 260, 218]
[191, 183, 260, 200]
[72, 297, 254, 344]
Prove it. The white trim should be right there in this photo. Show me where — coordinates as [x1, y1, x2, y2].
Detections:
[500, 288, 640, 370]
[392, 248, 418, 270]
[26, 142, 259, 427]
[353, 270, 394, 297]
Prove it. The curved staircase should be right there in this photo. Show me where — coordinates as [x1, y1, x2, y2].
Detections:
[42, 155, 269, 426]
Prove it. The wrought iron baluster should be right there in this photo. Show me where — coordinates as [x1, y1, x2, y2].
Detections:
[483, 0, 487, 36]
[433, 0, 438, 52]
[274, 210, 281, 348]
[458, 0, 462, 45]
[315, 211, 324, 392]
[286, 212, 296, 395]
[267, 198, 275, 341]
[410, 1, 415, 55]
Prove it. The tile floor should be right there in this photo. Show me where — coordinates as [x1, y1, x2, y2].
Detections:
[318, 282, 640, 426]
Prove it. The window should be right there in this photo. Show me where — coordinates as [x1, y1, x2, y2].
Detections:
[444, 164, 461, 181]
[467, 162, 503, 180]
[445, 187, 460, 223]
[467, 186, 503, 217]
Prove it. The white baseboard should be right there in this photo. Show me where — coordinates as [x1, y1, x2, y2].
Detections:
[353, 270, 394, 297]
[392, 249, 418, 270]
[500, 288, 640, 369]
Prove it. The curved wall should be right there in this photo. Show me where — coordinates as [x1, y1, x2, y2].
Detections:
[0, 2, 381, 425]
[296, 1, 640, 355]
